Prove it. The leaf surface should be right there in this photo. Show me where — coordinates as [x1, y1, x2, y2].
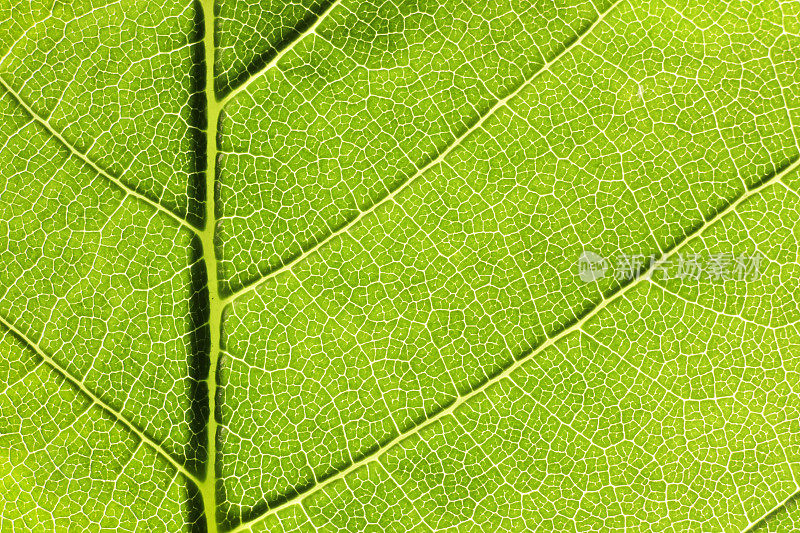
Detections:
[0, 0, 799, 531]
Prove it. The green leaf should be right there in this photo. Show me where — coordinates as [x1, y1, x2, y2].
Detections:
[0, 0, 799, 531]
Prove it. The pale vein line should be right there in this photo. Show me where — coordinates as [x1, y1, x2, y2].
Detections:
[222, 0, 625, 306]
[232, 151, 800, 533]
[218, 0, 346, 108]
[769, 43, 800, 154]
[741, 486, 800, 532]
[373, 460, 433, 532]
[0, 313, 203, 489]
[0, 76, 201, 236]
[200, 1, 224, 531]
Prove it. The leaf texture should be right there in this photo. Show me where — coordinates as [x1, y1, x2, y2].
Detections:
[0, 0, 799, 531]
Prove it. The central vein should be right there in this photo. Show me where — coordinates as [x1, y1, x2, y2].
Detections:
[200, 0, 222, 531]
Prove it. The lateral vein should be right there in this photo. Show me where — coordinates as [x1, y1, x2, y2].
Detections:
[0, 76, 202, 236]
[222, 0, 625, 306]
[231, 155, 800, 532]
[218, 0, 345, 108]
[0, 313, 204, 488]
[741, 485, 800, 532]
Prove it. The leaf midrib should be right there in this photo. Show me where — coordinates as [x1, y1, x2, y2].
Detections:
[201, 0, 224, 531]
[1, 0, 798, 530]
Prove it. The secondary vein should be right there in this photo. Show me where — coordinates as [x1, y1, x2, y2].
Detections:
[0, 312, 203, 489]
[232, 155, 800, 532]
[221, 0, 625, 307]
[217, 0, 346, 109]
[741, 485, 800, 532]
[0, 76, 202, 236]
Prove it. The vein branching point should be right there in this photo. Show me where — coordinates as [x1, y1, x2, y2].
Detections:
[0, 0, 799, 531]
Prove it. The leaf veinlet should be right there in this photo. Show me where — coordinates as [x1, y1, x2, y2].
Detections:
[220, 0, 625, 306]
[0, 0, 797, 529]
[209, 0, 800, 527]
[230, 155, 800, 533]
